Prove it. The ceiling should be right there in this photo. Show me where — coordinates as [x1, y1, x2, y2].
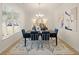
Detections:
[3, 3, 79, 15]
[16, 3, 79, 12]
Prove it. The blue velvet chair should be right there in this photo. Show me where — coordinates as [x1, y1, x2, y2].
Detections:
[50, 28, 58, 46]
[41, 31, 50, 48]
[30, 31, 39, 49]
[22, 29, 30, 46]
[54, 28, 58, 34]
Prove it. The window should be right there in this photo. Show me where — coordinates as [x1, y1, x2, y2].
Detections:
[2, 5, 20, 40]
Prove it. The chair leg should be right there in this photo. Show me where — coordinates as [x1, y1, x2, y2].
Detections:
[51, 37, 52, 39]
[31, 41, 33, 49]
[56, 36, 57, 46]
[48, 40, 50, 48]
[37, 40, 39, 49]
[25, 38, 26, 46]
[41, 40, 43, 48]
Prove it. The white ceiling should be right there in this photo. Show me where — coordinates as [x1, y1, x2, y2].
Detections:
[17, 3, 61, 13]
[16, 3, 79, 12]
[15, 3, 79, 17]
[3, 3, 79, 15]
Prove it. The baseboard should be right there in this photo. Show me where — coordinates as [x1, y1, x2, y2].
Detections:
[60, 39, 79, 55]
[0, 39, 20, 55]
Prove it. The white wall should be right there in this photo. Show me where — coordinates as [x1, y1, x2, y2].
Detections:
[58, 4, 79, 52]
[0, 3, 26, 53]
[77, 7, 79, 32]
[19, 3, 59, 30]
[0, 3, 2, 39]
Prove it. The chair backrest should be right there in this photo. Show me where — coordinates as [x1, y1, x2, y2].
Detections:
[31, 31, 39, 40]
[54, 28, 58, 34]
[22, 29, 26, 38]
[42, 31, 50, 40]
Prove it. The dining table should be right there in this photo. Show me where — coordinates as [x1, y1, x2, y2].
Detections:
[26, 30, 58, 46]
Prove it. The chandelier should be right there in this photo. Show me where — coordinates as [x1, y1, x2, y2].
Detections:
[32, 3, 47, 26]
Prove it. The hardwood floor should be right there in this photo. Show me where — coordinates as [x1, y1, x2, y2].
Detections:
[0, 39, 20, 55]
[60, 39, 79, 55]
[0, 38, 79, 55]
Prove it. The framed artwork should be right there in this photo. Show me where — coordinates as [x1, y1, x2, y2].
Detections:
[64, 7, 78, 32]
